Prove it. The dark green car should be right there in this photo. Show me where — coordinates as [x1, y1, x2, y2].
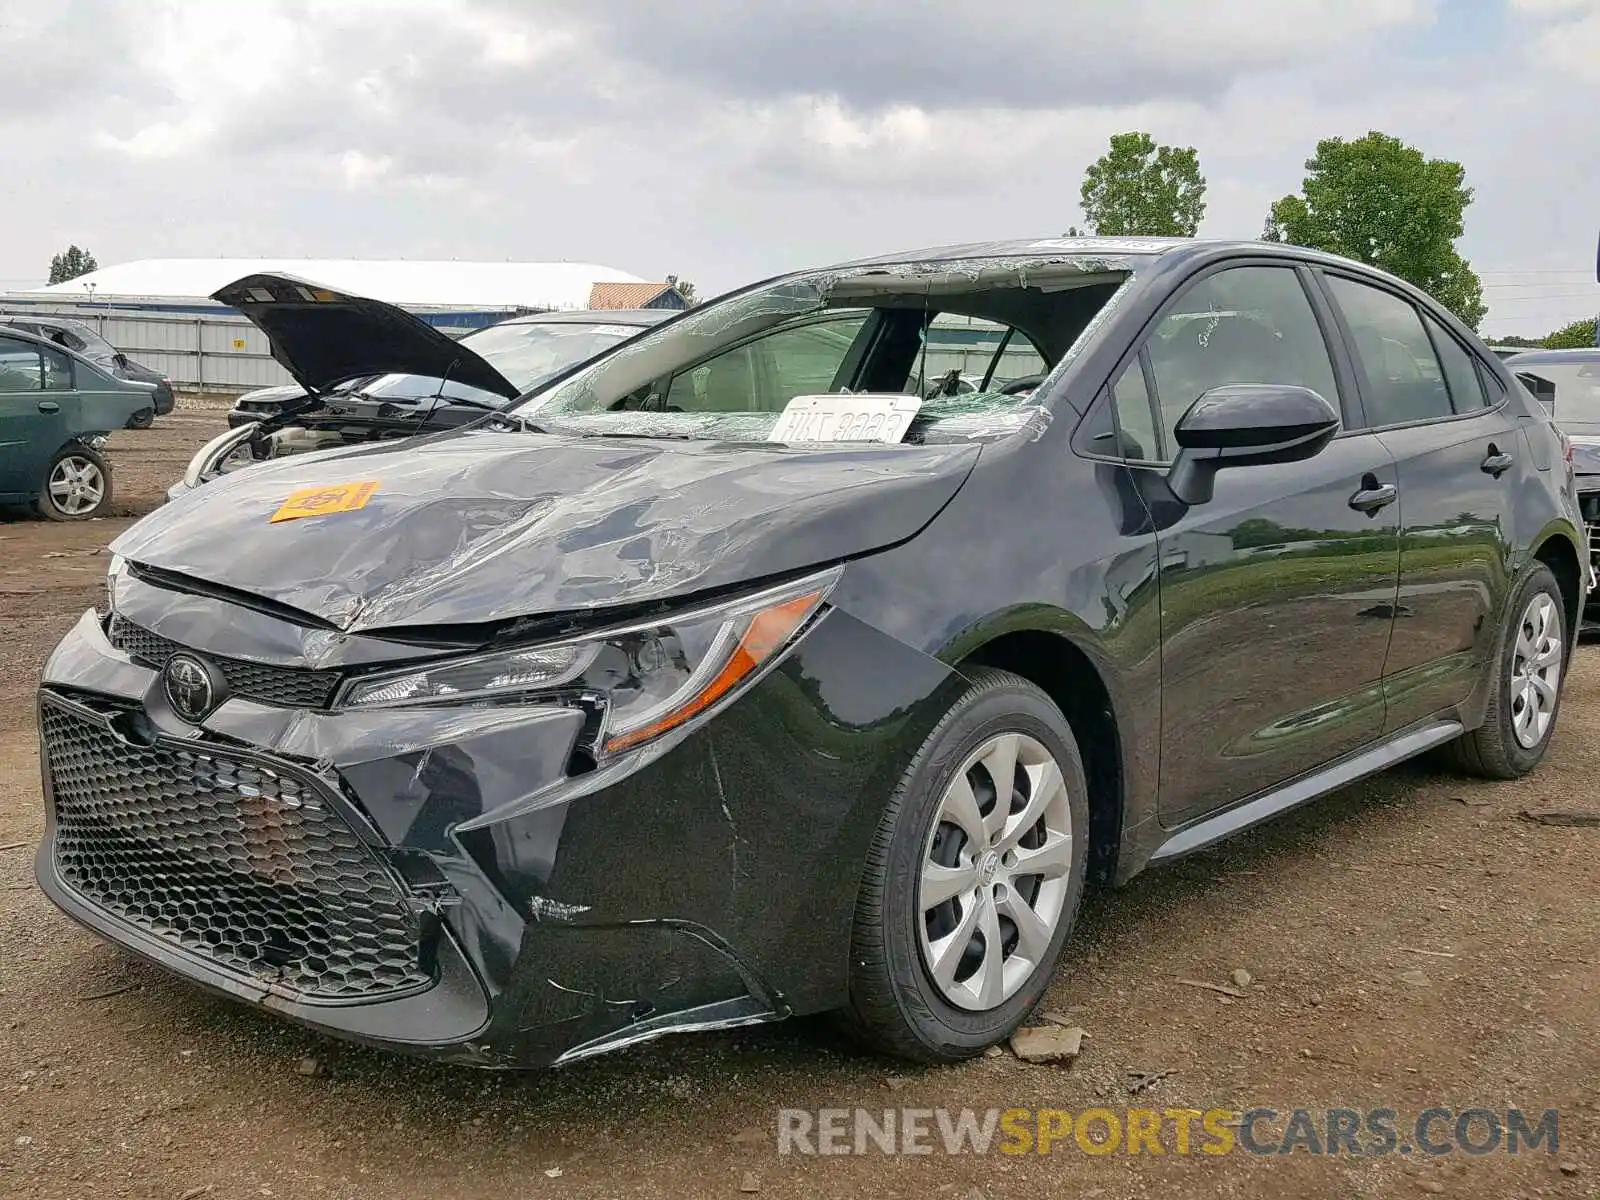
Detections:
[0, 327, 153, 520]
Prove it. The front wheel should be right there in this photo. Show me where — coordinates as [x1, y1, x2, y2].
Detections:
[35, 443, 113, 521]
[125, 407, 154, 430]
[841, 667, 1089, 1062]
[1444, 562, 1567, 779]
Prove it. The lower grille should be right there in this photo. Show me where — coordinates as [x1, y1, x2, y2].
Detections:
[107, 615, 338, 710]
[41, 697, 433, 1002]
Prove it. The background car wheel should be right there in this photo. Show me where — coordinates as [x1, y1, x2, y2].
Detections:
[125, 407, 154, 430]
[36, 444, 113, 522]
[842, 667, 1090, 1062]
[1443, 562, 1567, 779]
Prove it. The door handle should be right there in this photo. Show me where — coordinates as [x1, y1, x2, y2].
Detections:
[1481, 444, 1514, 477]
[1349, 480, 1398, 515]
[36, 400, 59, 414]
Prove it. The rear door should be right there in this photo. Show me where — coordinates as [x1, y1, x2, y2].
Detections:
[1103, 261, 1402, 828]
[1317, 272, 1519, 729]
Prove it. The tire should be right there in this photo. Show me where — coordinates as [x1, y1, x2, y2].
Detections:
[841, 667, 1090, 1062]
[125, 407, 154, 430]
[1443, 562, 1567, 779]
[35, 443, 113, 522]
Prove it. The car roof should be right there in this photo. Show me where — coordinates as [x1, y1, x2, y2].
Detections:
[0, 312, 98, 335]
[0, 320, 109, 366]
[792, 236, 1442, 297]
[1506, 347, 1600, 365]
[501, 308, 673, 328]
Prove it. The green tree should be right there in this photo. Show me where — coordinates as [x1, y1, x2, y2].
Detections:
[1078, 132, 1206, 237]
[1263, 131, 1485, 329]
[1544, 317, 1597, 349]
[666, 274, 698, 305]
[48, 245, 98, 285]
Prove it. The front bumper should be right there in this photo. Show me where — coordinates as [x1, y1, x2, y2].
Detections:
[34, 581, 953, 1066]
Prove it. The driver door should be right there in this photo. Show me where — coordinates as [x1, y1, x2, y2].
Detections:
[1116, 262, 1403, 827]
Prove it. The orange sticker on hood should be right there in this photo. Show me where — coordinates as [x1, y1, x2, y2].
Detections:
[270, 480, 380, 523]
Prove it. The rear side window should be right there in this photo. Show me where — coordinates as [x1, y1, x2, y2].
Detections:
[1422, 312, 1487, 412]
[42, 346, 73, 391]
[1142, 265, 1340, 460]
[1326, 276, 1453, 426]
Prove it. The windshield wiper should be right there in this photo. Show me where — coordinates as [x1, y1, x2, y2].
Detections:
[580, 430, 698, 440]
[433, 395, 500, 412]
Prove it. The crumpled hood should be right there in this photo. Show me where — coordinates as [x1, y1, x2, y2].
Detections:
[114, 430, 980, 632]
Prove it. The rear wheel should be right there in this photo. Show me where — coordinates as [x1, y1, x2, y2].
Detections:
[1444, 562, 1566, 779]
[35, 444, 112, 521]
[841, 667, 1089, 1062]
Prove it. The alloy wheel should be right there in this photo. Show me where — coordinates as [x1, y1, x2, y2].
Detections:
[917, 732, 1074, 1011]
[48, 455, 106, 516]
[1510, 592, 1561, 749]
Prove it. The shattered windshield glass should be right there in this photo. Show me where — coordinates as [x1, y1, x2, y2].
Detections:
[512, 254, 1141, 446]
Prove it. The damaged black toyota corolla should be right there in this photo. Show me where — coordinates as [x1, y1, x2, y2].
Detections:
[36, 238, 1587, 1067]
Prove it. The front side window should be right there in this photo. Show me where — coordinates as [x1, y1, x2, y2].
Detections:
[0, 335, 42, 392]
[662, 312, 872, 413]
[1326, 276, 1453, 426]
[1143, 266, 1340, 458]
[911, 315, 1049, 399]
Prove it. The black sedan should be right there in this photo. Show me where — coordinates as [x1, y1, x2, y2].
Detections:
[35, 238, 1585, 1067]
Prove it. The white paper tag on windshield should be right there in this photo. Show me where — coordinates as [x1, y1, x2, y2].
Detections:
[767, 394, 923, 445]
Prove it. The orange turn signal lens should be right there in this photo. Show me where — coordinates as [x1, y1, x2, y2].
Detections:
[602, 590, 824, 754]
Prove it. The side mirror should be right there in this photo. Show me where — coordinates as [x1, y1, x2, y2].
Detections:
[1167, 384, 1340, 506]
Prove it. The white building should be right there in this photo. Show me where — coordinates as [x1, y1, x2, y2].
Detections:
[1, 257, 677, 391]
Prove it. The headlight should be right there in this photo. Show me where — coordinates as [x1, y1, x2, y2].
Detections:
[181, 424, 259, 489]
[337, 568, 841, 755]
[102, 552, 127, 615]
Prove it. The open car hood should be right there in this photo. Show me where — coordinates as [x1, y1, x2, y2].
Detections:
[114, 430, 980, 633]
[212, 273, 521, 400]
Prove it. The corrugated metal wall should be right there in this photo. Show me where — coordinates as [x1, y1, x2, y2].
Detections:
[0, 302, 519, 392]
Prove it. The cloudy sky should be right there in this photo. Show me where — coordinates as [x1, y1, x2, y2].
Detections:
[1, 0, 1596, 335]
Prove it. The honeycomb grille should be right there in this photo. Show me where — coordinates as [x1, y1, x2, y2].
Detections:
[107, 616, 339, 710]
[41, 698, 432, 1001]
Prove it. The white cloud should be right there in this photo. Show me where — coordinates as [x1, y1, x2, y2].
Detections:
[0, 0, 1593, 334]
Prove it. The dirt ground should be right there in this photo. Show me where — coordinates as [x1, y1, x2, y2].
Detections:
[0, 399, 1595, 1199]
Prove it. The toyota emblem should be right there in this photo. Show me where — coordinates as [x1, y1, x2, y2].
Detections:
[163, 653, 223, 723]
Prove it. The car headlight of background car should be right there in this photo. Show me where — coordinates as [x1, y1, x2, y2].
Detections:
[336, 567, 841, 756]
[102, 553, 127, 615]
[1569, 435, 1600, 477]
[180, 424, 263, 490]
